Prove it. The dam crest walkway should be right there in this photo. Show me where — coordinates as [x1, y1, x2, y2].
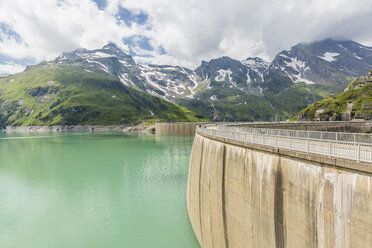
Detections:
[197, 123, 372, 163]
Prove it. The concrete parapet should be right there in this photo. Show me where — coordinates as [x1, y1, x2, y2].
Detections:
[187, 132, 372, 248]
[228, 121, 372, 133]
[155, 122, 208, 135]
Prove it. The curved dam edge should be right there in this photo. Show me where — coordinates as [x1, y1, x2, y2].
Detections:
[187, 132, 372, 248]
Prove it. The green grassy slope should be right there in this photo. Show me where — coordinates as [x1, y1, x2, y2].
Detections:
[264, 82, 344, 120]
[0, 65, 207, 126]
[295, 71, 372, 121]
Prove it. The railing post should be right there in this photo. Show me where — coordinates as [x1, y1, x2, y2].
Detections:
[358, 143, 360, 162]
[307, 139, 309, 154]
[289, 137, 292, 150]
[275, 135, 278, 148]
[329, 141, 331, 157]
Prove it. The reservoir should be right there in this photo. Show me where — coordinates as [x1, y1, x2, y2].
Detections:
[0, 132, 199, 248]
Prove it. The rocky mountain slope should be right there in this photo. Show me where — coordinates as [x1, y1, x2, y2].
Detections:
[296, 71, 372, 121]
[271, 39, 372, 87]
[0, 63, 205, 127]
[1, 39, 371, 124]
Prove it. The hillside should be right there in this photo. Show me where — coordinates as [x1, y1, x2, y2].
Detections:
[296, 71, 372, 121]
[0, 64, 206, 127]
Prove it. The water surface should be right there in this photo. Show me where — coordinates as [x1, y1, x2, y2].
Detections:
[0, 132, 199, 248]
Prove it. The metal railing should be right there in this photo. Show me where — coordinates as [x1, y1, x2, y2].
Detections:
[197, 127, 372, 163]
[220, 125, 372, 143]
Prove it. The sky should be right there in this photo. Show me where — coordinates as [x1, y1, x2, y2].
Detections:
[0, 0, 372, 75]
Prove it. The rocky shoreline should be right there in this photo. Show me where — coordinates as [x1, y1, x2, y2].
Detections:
[0, 124, 155, 133]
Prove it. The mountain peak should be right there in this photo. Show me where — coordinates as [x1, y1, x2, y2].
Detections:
[245, 57, 262, 61]
[102, 43, 121, 51]
[243, 57, 267, 64]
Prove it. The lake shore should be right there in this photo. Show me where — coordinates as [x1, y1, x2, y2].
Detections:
[0, 124, 155, 133]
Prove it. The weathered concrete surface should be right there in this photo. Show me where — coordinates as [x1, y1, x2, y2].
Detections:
[187, 133, 372, 248]
[155, 122, 207, 135]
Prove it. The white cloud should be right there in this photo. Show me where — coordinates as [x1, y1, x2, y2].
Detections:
[0, 62, 25, 75]
[122, 0, 372, 67]
[0, 0, 372, 74]
[0, 0, 142, 60]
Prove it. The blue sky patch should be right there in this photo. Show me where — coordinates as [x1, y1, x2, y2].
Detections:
[91, 0, 106, 10]
[116, 7, 148, 27]
[0, 23, 22, 42]
[123, 35, 154, 57]
[0, 53, 36, 67]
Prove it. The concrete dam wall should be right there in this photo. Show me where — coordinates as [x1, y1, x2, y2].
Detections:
[187, 132, 372, 248]
[155, 122, 207, 135]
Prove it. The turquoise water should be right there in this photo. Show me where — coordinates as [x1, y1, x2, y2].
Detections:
[0, 132, 199, 248]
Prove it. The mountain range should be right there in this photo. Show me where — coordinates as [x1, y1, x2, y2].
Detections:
[1, 39, 372, 126]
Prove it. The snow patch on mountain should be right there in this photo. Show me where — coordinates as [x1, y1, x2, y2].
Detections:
[87, 59, 109, 73]
[295, 77, 315, 85]
[246, 71, 251, 84]
[352, 53, 363, 60]
[241, 58, 269, 81]
[318, 52, 339, 62]
[284, 57, 309, 72]
[119, 73, 136, 87]
[215, 69, 233, 82]
[94, 52, 114, 58]
[279, 57, 315, 84]
[138, 64, 201, 99]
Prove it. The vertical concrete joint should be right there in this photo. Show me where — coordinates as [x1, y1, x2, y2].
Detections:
[222, 145, 229, 248]
[274, 159, 286, 248]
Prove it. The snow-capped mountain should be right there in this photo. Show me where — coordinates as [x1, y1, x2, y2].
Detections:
[271, 39, 372, 87]
[31, 39, 372, 121]
[52, 44, 202, 100]
[194, 56, 270, 96]
[54, 43, 147, 89]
